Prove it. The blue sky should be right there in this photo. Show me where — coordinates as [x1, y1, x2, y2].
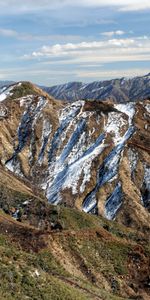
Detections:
[0, 0, 150, 85]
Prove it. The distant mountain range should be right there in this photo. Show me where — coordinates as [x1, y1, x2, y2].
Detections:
[0, 80, 14, 88]
[42, 73, 150, 102]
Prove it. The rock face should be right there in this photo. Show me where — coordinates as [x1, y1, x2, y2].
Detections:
[42, 73, 150, 103]
[0, 81, 150, 231]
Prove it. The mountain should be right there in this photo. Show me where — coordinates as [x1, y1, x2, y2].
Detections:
[42, 73, 150, 102]
[0, 80, 15, 88]
[1, 81, 149, 226]
[0, 81, 150, 299]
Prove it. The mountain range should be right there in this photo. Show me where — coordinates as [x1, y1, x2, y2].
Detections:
[42, 73, 150, 103]
[1, 73, 150, 104]
[0, 80, 150, 300]
[0, 80, 14, 88]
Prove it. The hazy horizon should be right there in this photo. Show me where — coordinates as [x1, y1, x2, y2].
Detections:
[1, 72, 150, 88]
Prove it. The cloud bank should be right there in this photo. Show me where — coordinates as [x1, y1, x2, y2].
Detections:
[0, 0, 150, 13]
[25, 36, 150, 66]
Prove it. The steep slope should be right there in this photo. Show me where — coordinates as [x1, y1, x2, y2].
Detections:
[42, 73, 150, 102]
[0, 81, 150, 233]
[0, 192, 150, 300]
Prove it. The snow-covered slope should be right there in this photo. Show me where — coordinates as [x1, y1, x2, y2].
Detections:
[0, 82, 150, 229]
[0, 83, 21, 102]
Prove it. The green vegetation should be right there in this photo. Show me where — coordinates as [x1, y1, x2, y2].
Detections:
[57, 206, 100, 230]
[0, 232, 130, 300]
[0, 183, 39, 219]
[0, 172, 149, 299]
[0, 234, 89, 300]
[8, 82, 38, 100]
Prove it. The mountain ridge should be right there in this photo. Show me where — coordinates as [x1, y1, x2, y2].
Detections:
[42, 73, 150, 103]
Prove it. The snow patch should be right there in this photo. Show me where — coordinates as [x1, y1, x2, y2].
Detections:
[38, 119, 52, 164]
[0, 105, 7, 117]
[5, 157, 24, 177]
[82, 126, 135, 213]
[59, 100, 84, 124]
[104, 112, 126, 145]
[63, 139, 106, 195]
[0, 83, 22, 102]
[145, 104, 150, 114]
[144, 165, 150, 191]
[46, 133, 106, 203]
[20, 95, 33, 107]
[128, 148, 138, 174]
[105, 182, 122, 220]
[115, 102, 135, 125]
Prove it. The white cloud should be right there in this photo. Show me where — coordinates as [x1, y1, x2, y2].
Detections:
[0, 28, 84, 43]
[27, 38, 137, 59]
[0, 28, 34, 40]
[0, 0, 150, 13]
[24, 36, 150, 66]
[76, 68, 150, 79]
[101, 30, 125, 37]
[0, 28, 18, 37]
[119, 2, 150, 11]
